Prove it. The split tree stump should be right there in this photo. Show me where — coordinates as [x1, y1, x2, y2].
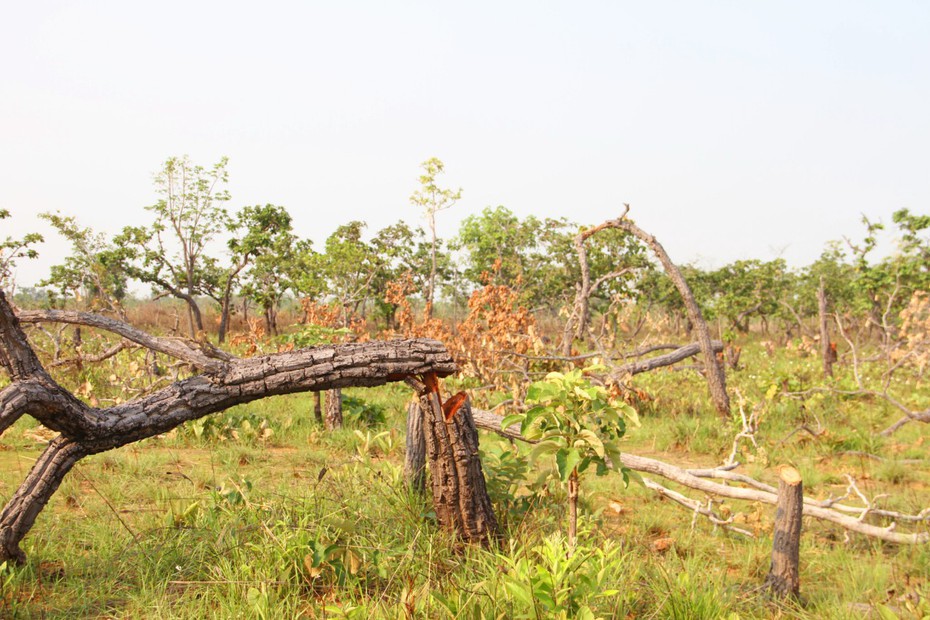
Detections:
[765, 466, 803, 599]
[407, 374, 500, 546]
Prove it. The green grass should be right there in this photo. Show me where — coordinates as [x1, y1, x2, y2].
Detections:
[3, 338, 930, 618]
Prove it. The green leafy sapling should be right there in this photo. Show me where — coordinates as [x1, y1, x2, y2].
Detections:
[502, 367, 640, 551]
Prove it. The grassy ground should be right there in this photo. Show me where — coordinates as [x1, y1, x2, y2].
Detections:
[1, 338, 929, 618]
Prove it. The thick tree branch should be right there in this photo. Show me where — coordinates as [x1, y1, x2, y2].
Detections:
[0, 292, 45, 380]
[609, 341, 724, 380]
[16, 308, 231, 371]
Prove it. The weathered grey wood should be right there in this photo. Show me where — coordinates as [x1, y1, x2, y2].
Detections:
[325, 388, 343, 430]
[609, 341, 724, 381]
[0, 290, 457, 564]
[17, 307, 232, 371]
[561, 221, 633, 355]
[612, 207, 731, 417]
[404, 400, 426, 493]
[408, 376, 500, 546]
[765, 466, 803, 599]
[469, 409, 930, 545]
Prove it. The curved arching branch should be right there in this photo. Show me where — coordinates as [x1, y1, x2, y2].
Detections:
[16, 308, 231, 372]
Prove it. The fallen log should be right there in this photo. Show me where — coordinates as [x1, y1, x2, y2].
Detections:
[470, 407, 930, 545]
[0, 291, 457, 564]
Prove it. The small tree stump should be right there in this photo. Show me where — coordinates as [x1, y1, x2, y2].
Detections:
[404, 400, 427, 493]
[313, 391, 323, 425]
[410, 375, 500, 546]
[765, 466, 803, 599]
[325, 388, 343, 430]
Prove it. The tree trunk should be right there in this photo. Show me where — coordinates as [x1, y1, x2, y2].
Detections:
[404, 400, 426, 493]
[0, 290, 456, 564]
[409, 376, 500, 546]
[0, 436, 87, 563]
[818, 278, 835, 378]
[263, 304, 278, 337]
[313, 391, 323, 425]
[765, 466, 803, 599]
[567, 467, 579, 553]
[613, 210, 730, 417]
[218, 296, 231, 344]
[325, 388, 343, 430]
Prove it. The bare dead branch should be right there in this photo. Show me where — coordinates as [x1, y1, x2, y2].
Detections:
[16, 308, 232, 372]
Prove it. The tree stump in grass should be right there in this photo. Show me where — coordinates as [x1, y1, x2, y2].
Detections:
[325, 388, 343, 430]
[313, 391, 323, 425]
[765, 466, 803, 599]
[404, 400, 426, 493]
[408, 374, 500, 546]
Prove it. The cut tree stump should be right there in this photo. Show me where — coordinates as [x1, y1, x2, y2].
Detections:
[325, 388, 343, 430]
[404, 400, 426, 493]
[313, 391, 323, 425]
[765, 466, 803, 599]
[408, 374, 500, 546]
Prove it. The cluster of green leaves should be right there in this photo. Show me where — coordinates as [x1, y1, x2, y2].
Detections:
[0, 209, 43, 293]
[505, 368, 637, 486]
[436, 535, 629, 620]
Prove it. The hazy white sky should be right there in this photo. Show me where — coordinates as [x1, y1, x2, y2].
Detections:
[2, 1, 928, 287]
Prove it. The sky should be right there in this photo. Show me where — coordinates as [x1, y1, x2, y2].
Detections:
[2, 1, 928, 288]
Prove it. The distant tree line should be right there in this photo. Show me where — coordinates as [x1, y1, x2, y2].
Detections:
[2, 156, 927, 343]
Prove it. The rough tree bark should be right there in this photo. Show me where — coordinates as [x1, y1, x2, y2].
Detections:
[611, 206, 730, 417]
[765, 466, 803, 599]
[0, 290, 456, 564]
[404, 400, 426, 493]
[406, 375, 500, 546]
[313, 391, 323, 425]
[325, 388, 343, 430]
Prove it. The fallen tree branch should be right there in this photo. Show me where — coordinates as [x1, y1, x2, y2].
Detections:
[642, 475, 755, 538]
[608, 341, 723, 381]
[471, 408, 930, 544]
[16, 308, 232, 372]
[0, 290, 458, 564]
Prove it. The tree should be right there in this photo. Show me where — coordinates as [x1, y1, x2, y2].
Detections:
[409, 158, 461, 316]
[0, 210, 43, 294]
[453, 206, 543, 291]
[370, 220, 452, 327]
[709, 259, 790, 334]
[114, 156, 231, 337]
[318, 222, 382, 327]
[38, 213, 127, 316]
[235, 206, 301, 337]
[214, 204, 294, 342]
[508, 368, 634, 551]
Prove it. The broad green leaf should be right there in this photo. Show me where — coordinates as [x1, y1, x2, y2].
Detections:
[500, 414, 523, 431]
[529, 439, 563, 462]
[556, 447, 582, 482]
[578, 429, 605, 458]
